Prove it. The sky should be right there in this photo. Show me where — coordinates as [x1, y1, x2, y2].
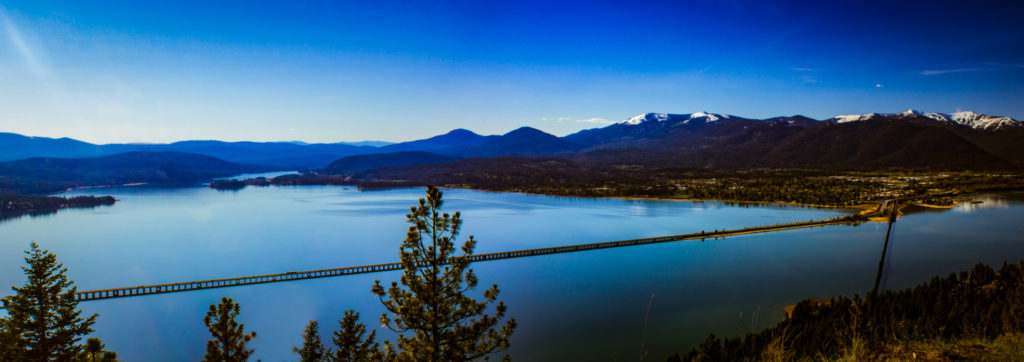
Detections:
[1, 0, 1022, 144]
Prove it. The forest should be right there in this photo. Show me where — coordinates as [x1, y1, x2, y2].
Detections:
[672, 262, 1024, 361]
[0, 194, 115, 215]
[261, 166, 1024, 207]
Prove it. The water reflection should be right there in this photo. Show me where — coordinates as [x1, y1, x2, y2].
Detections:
[0, 187, 1021, 361]
[214, 171, 300, 180]
[954, 195, 1011, 212]
[0, 204, 115, 225]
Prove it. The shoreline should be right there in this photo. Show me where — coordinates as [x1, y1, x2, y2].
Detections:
[439, 185, 876, 212]
[909, 200, 961, 209]
[105, 175, 1023, 219]
[221, 171, 1024, 215]
[0, 195, 117, 217]
[60, 182, 149, 194]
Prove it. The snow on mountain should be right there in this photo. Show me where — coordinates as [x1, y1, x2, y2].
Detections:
[834, 113, 882, 123]
[688, 111, 729, 122]
[620, 112, 730, 125]
[623, 113, 669, 125]
[831, 109, 1021, 130]
[945, 111, 1020, 130]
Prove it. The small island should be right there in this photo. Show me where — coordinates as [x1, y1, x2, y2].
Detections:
[0, 194, 116, 215]
[208, 177, 271, 191]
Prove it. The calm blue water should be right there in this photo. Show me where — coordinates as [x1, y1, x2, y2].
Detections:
[1, 186, 1021, 361]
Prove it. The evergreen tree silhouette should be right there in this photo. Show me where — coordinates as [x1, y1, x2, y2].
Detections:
[1, 242, 97, 360]
[202, 297, 256, 362]
[371, 186, 516, 361]
[330, 310, 383, 361]
[294, 320, 326, 362]
[84, 337, 104, 361]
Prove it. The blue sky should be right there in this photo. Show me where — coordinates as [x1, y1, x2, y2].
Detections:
[1, 0, 1022, 143]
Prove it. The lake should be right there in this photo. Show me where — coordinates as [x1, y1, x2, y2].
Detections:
[1, 185, 1022, 361]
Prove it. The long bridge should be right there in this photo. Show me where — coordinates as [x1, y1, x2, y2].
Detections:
[72, 213, 867, 302]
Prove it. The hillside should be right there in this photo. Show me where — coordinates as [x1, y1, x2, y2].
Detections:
[758, 119, 1016, 169]
[444, 127, 582, 157]
[109, 141, 378, 169]
[3, 109, 1020, 173]
[671, 262, 1024, 361]
[563, 112, 762, 151]
[939, 126, 1024, 167]
[378, 129, 492, 153]
[0, 134, 381, 169]
[0, 151, 262, 194]
[354, 120, 1018, 189]
[0, 133, 106, 161]
[324, 151, 461, 174]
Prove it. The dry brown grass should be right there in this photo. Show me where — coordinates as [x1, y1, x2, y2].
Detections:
[857, 333, 1024, 361]
[757, 335, 792, 362]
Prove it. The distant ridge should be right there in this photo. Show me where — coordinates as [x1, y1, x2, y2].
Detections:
[830, 109, 1021, 130]
[351, 110, 1022, 176]
[760, 119, 1014, 169]
[0, 151, 263, 194]
[378, 129, 491, 153]
[2, 109, 1020, 173]
[450, 127, 581, 157]
[0, 132, 106, 161]
[324, 151, 460, 174]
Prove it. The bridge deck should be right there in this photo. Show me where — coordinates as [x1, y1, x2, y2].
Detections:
[72, 214, 863, 302]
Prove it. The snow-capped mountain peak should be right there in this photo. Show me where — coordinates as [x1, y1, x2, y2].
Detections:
[622, 113, 670, 125]
[688, 111, 728, 122]
[832, 110, 1021, 130]
[834, 113, 881, 123]
[620, 112, 729, 125]
[946, 111, 1019, 130]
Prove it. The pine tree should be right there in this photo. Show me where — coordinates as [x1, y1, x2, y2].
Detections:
[330, 310, 382, 361]
[371, 186, 516, 361]
[79, 337, 119, 362]
[0, 316, 18, 361]
[294, 320, 326, 362]
[202, 297, 256, 362]
[2, 242, 97, 360]
[85, 337, 104, 361]
[100, 350, 118, 362]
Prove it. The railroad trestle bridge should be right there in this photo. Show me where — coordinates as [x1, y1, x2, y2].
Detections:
[72, 214, 865, 302]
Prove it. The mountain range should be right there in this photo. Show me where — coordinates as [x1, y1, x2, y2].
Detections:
[0, 134, 388, 169]
[0, 152, 262, 194]
[1, 109, 1021, 191]
[336, 109, 1022, 175]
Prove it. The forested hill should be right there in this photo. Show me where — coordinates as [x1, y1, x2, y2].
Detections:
[324, 151, 461, 174]
[5, 110, 1023, 172]
[336, 114, 1020, 184]
[0, 132, 380, 169]
[0, 151, 263, 194]
[672, 261, 1024, 361]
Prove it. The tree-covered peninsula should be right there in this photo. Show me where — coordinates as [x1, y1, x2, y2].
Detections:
[0, 194, 115, 215]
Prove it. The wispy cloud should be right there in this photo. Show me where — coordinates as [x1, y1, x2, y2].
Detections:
[548, 116, 573, 123]
[759, 26, 804, 52]
[875, 83, 884, 88]
[575, 118, 615, 125]
[792, 67, 815, 72]
[919, 68, 984, 76]
[919, 63, 1024, 76]
[0, 10, 49, 78]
